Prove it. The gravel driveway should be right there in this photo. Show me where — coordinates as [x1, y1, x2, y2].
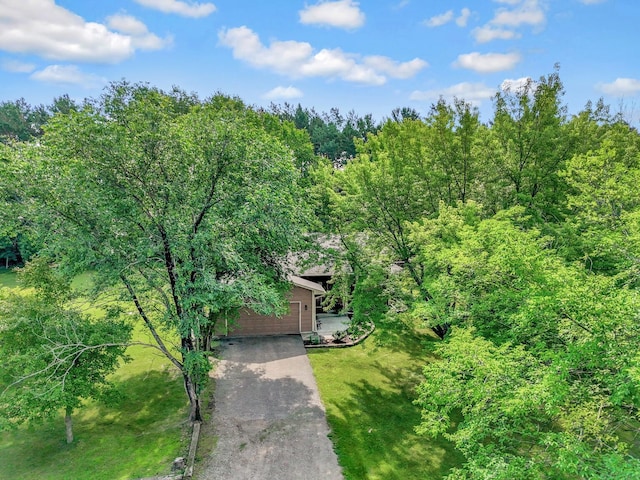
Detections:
[196, 336, 343, 480]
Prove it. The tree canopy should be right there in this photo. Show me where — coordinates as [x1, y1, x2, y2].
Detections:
[20, 82, 308, 422]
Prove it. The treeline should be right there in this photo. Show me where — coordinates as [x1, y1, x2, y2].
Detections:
[0, 93, 378, 266]
[267, 102, 379, 164]
[313, 68, 640, 478]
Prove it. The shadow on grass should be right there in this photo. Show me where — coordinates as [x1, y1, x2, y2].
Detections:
[91, 369, 187, 431]
[0, 370, 189, 480]
[366, 316, 442, 356]
[309, 327, 463, 480]
[327, 363, 464, 480]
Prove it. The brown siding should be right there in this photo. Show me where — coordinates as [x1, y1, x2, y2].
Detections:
[221, 286, 315, 336]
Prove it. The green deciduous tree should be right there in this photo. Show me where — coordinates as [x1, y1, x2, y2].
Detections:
[425, 98, 482, 205]
[0, 259, 131, 443]
[561, 121, 640, 280]
[411, 204, 640, 478]
[26, 82, 307, 422]
[416, 326, 640, 479]
[486, 67, 570, 220]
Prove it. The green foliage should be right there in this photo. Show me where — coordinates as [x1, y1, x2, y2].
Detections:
[561, 122, 640, 280]
[416, 326, 640, 479]
[0, 261, 132, 439]
[22, 81, 308, 421]
[351, 261, 392, 325]
[488, 67, 570, 219]
[0, 99, 48, 143]
[409, 203, 640, 477]
[269, 103, 379, 166]
[0, 142, 38, 267]
[0, 271, 188, 480]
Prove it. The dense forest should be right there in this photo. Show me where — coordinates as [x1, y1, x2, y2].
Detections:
[1, 68, 639, 478]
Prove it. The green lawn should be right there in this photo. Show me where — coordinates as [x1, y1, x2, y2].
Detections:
[0, 271, 190, 480]
[0, 269, 18, 288]
[307, 321, 464, 480]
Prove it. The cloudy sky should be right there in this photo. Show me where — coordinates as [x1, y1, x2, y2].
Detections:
[1, 0, 638, 123]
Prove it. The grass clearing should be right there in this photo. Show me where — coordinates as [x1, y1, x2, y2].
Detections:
[0, 269, 18, 288]
[0, 271, 190, 480]
[307, 320, 464, 480]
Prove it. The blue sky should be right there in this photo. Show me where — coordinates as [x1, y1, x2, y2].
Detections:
[1, 0, 638, 123]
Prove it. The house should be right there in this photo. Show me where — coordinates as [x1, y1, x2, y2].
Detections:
[216, 275, 326, 337]
[216, 235, 351, 337]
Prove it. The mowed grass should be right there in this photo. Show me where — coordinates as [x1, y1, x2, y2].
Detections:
[0, 270, 190, 480]
[307, 321, 464, 480]
[0, 269, 18, 288]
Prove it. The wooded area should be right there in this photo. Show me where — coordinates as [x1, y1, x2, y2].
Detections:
[1, 68, 639, 479]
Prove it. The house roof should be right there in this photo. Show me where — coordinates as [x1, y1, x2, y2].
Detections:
[290, 275, 325, 294]
[288, 234, 347, 277]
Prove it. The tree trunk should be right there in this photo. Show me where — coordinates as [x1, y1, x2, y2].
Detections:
[432, 322, 451, 340]
[65, 406, 74, 444]
[183, 373, 202, 423]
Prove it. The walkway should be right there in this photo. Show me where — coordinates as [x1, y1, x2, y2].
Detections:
[196, 336, 343, 480]
[316, 313, 351, 340]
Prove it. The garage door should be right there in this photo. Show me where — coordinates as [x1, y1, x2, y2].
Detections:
[228, 302, 301, 336]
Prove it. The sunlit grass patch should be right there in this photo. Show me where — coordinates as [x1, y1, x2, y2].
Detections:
[308, 323, 463, 480]
[0, 271, 190, 480]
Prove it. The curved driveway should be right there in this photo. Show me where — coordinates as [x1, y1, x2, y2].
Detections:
[196, 336, 343, 480]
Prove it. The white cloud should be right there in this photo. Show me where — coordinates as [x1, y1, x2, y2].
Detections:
[133, 0, 216, 18]
[297, 48, 387, 85]
[473, 0, 545, 43]
[424, 8, 470, 28]
[218, 26, 427, 86]
[106, 13, 148, 36]
[598, 78, 640, 96]
[491, 0, 545, 28]
[501, 76, 535, 93]
[106, 14, 172, 50]
[410, 82, 496, 105]
[456, 8, 472, 27]
[218, 27, 313, 74]
[0, 0, 170, 63]
[454, 51, 521, 73]
[263, 86, 304, 100]
[2, 59, 36, 73]
[30, 64, 105, 87]
[424, 10, 454, 27]
[473, 26, 521, 42]
[299, 0, 365, 29]
[364, 56, 428, 79]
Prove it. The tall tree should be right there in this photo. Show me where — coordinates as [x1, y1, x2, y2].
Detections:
[426, 98, 482, 205]
[487, 67, 570, 220]
[26, 82, 306, 422]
